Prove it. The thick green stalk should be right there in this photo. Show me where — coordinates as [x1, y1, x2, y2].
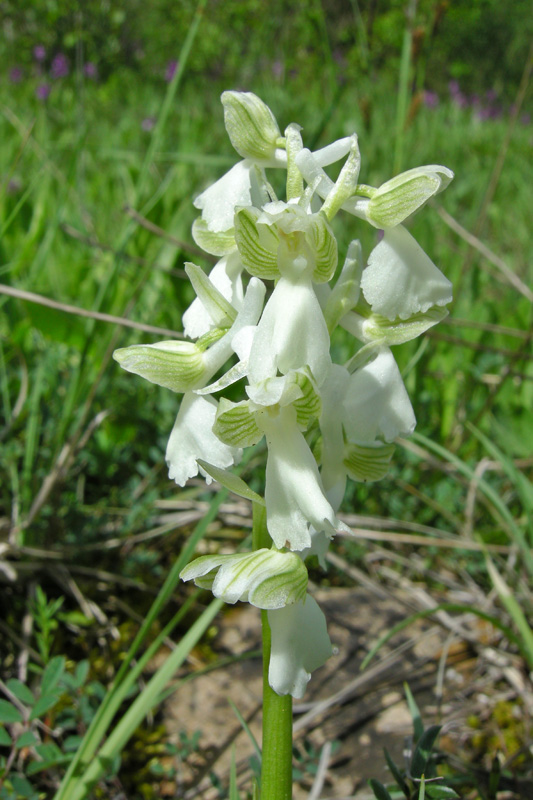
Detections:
[252, 503, 293, 800]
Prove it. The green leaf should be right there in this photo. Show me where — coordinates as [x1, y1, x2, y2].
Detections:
[404, 683, 424, 743]
[229, 744, 240, 800]
[10, 774, 38, 798]
[6, 679, 34, 706]
[411, 725, 441, 779]
[26, 742, 70, 775]
[0, 727, 12, 746]
[15, 731, 39, 748]
[426, 785, 460, 799]
[63, 735, 84, 752]
[368, 778, 394, 800]
[40, 656, 65, 696]
[196, 459, 265, 505]
[0, 700, 23, 724]
[74, 660, 90, 689]
[29, 692, 61, 721]
[383, 747, 409, 797]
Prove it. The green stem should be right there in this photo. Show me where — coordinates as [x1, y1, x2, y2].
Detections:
[252, 503, 293, 800]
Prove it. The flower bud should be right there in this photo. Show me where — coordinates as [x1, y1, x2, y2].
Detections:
[113, 341, 205, 392]
[221, 91, 281, 161]
[366, 165, 454, 228]
[180, 548, 308, 609]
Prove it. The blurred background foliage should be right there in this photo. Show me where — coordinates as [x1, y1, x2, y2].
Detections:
[1, 0, 531, 94]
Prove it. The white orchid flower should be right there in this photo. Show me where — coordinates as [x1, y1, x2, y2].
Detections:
[268, 595, 333, 698]
[360, 225, 452, 321]
[258, 404, 350, 551]
[180, 548, 308, 609]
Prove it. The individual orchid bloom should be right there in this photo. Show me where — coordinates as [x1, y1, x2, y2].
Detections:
[317, 351, 414, 492]
[235, 201, 337, 384]
[113, 277, 265, 393]
[363, 164, 454, 229]
[180, 547, 308, 609]
[114, 278, 266, 486]
[214, 382, 346, 551]
[296, 147, 454, 229]
[166, 392, 242, 486]
[258, 404, 350, 551]
[268, 595, 332, 698]
[359, 225, 453, 321]
[342, 348, 416, 445]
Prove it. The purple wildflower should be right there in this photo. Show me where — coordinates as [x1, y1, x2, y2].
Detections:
[165, 60, 178, 82]
[141, 116, 156, 132]
[423, 90, 439, 109]
[520, 112, 531, 125]
[485, 88, 498, 103]
[36, 84, 51, 101]
[51, 53, 69, 79]
[9, 67, 23, 83]
[84, 62, 97, 79]
[448, 80, 468, 109]
[271, 59, 283, 79]
[33, 45, 46, 62]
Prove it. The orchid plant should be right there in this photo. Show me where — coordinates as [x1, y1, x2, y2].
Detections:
[113, 91, 453, 798]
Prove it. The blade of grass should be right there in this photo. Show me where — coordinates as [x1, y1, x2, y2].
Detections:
[466, 421, 533, 545]
[228, 698, 262, 763]
[484, 554, 533, 670]
[393, 0, 417, 173]
[360, 603, 525, 671]
[54, 483, 229, 800]
[61, 596, 224, 800]
[410, 432, 533, 577]
[404, 682, 424, 743]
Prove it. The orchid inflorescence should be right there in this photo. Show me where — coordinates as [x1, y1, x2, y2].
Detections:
[114, 91, 453, 698]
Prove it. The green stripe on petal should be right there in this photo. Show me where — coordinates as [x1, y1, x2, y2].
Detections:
[191, 217, 237, 256]
[290, 370, 321, 430]
[307, 214, 338, 283]
[367, 165, 454, 228]
[344, 442, 395, 482]
[113, 341, 205, 392]
[180, 549, 308, 610]
[363, 306, 449, 345]
[214, 398, 264, 448]
[234, 207, 280, 279]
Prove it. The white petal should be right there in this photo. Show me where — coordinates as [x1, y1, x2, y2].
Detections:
[343, 349, 416, 444]
[193, 160, 256, 232]
[361, 225, 452, 321]
[166, 393, 241, 486]
[247, 277, 330, 385]
[259, 406, 342, 550]
[319, 363, 350, 504]
[299, 528, 331, 570]
[312, 136, 354, 166]
[268, 595, 333, 698]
